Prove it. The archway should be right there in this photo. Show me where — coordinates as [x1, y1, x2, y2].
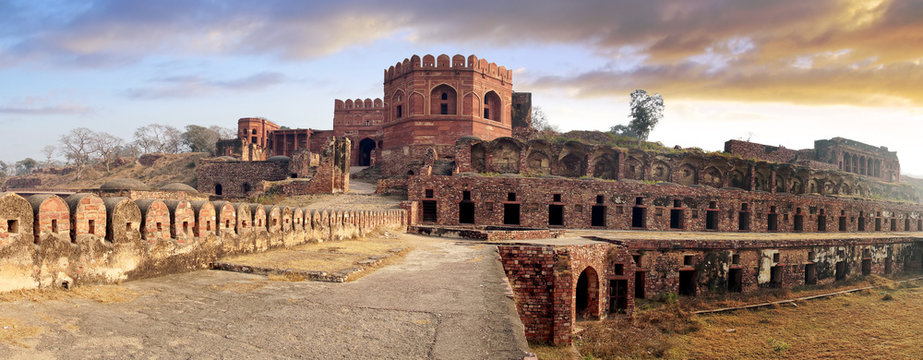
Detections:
[483, 91, 501, 121]
[358, 138, 376, 166]
[575, 266, 600, 320]
[214, 183, 223, 196]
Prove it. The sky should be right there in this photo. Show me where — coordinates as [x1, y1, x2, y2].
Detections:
[1, 0, 921, 176]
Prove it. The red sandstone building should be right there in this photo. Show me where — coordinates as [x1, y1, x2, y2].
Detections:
[216, 54, 532, 175]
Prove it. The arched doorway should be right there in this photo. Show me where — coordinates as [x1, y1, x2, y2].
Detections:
[358, 138, 376, 166]
[575, 266, 599, 320]
[214, 183, 223, 196]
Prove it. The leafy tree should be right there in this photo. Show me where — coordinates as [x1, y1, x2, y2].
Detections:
[14, 158, 37, 175]
[133, 124, 183, 154]
[60, 127, 95, 179]
[0, 161, 10, 178]
[181, 125, 233, 154]
[531, 106, 559, 132]
[611, 89, 663, 146]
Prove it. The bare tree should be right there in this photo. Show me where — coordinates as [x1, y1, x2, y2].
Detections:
[531, 106, 559, 132]
[209, 125, 236, 140]
[60, 127, 95, 179]
[133, 124, 183, 154]
[92, 132, 125, 173]
[40, 145, 56, 167]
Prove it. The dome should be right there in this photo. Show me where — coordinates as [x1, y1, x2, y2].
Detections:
[159, 183, 198, 194]
[100, 178, 151, 191]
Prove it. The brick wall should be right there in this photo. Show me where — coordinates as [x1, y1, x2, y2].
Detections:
[0, 191, 407, 293]
[408, 175, 923, 233]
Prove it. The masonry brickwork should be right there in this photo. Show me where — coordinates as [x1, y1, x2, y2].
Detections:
[0, 191, 406, 293]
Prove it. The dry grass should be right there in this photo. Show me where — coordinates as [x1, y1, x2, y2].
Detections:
[574, 278, 923, 359]
[0, 285, 141, 304]
[220, 235, 411, 274]
[0, 317, 43, 347]
[530, 342, 579, 360]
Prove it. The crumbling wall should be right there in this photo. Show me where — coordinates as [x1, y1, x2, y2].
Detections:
[0, 191, 407, 293]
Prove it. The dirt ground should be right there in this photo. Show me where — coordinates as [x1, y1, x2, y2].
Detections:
[0, 234, 532, 359]
[219, 233, 411, 273]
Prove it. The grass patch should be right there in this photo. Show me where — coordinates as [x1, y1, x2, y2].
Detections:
[0, 317, 43, 347]
[530, 341, 578, 360]
[0, 285, 141, 304]
[220, 234, 410, 275]
[576, 278, 923, 359]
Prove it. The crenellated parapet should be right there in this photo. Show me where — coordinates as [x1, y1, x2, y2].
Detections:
[384, 54, 513, 83]
[334, 98, 385, 110]
[0, 191, 407, 293]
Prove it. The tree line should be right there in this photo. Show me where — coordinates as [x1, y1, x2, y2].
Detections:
[2, 124, 233, 179]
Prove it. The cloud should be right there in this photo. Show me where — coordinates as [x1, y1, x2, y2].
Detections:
[0, 96, 94, 115]
[124, 72, 285, 99]
[3, 0, 923, 105]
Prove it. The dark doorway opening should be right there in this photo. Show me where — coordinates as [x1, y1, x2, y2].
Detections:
[905, 219, 910, 231]
[770, 266, 783, 288]
[631, 207, 646, 228]
[885, 257, 892, 274]
[890, 219, 897, 231]
[503, 204, 520, 225]
[214, 183, 223, 196]
[739, 212, 750, 231]
[458, 202, 474, 224]
[728, 268, 743, 292]
[591, 206, 606, 227]
[875, 218, 882, 231]
[243, 182, 252, 193]
[862, 259, 872, 276]
[817, 213, 827, 232]
[835, 261, 847, 281]
[549, 205, 564, 226]
[768, 213, 779, 232]
[679, 270, 696, 296]
[634, 271, 645, 299]
[609, 280, 628, 314]
[839, 216, 847, 231]
[358, 138, 376, 166]
[670, 209, 683, 229]
[858, 216, 866, 231]
[706, 210, 718, 230]
[793, 214, 803, 232]
[575, 267, 599, 320]
[422, 200, 437, 223]
[804, 264, 817, 285]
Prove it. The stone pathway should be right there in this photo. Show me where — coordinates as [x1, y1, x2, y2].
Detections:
[0, 234, 532, 359]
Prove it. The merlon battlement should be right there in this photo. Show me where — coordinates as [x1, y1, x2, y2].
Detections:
[334, 98, 385, 111]
[384, 54, 512, 82]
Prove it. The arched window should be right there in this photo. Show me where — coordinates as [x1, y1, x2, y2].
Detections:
[430, 84, 457, 115]
[483, 91, 501, 121]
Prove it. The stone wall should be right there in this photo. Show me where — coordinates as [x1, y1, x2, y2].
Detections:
[0, 191, 406, 293]
[196, 159, 290, 198]
[453, 137, 916, 202]
[407, 175, 923, 233]
[499, 236, 922, 345]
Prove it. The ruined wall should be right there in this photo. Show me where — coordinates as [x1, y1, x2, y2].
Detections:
[724, 140, 803, 164]
[451, 137, 917, 203]
[815, 137, 901, 183]
[196, 159, 291, 198]
[0, 191, 407, 293]
[333, 98, 384, 166]
[499, 243, 633, 345]
[408, 175, 923, 233]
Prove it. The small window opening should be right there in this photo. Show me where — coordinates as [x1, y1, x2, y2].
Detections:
[773, 253, 780, 263]
[508, 193, 517, 202]
[7, 219, 18, 234]
[553, 194, 562, 202]
[462, 190, 471, 201]
[51, 219, 58, 233]
[673, 200, 682, 208]
[614, 264, 624, 276]
[156, 222, 163, 232]
[596, 195, 604, 204]
[88, 219, 95, 235]
[441, 92, 448, 100]
[683, 255, 694, 266]
[709, 201, 717, 209]
[732, 254, 740, 264]
[440, 103, 448, 114]
[425, 189, 434, 198]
